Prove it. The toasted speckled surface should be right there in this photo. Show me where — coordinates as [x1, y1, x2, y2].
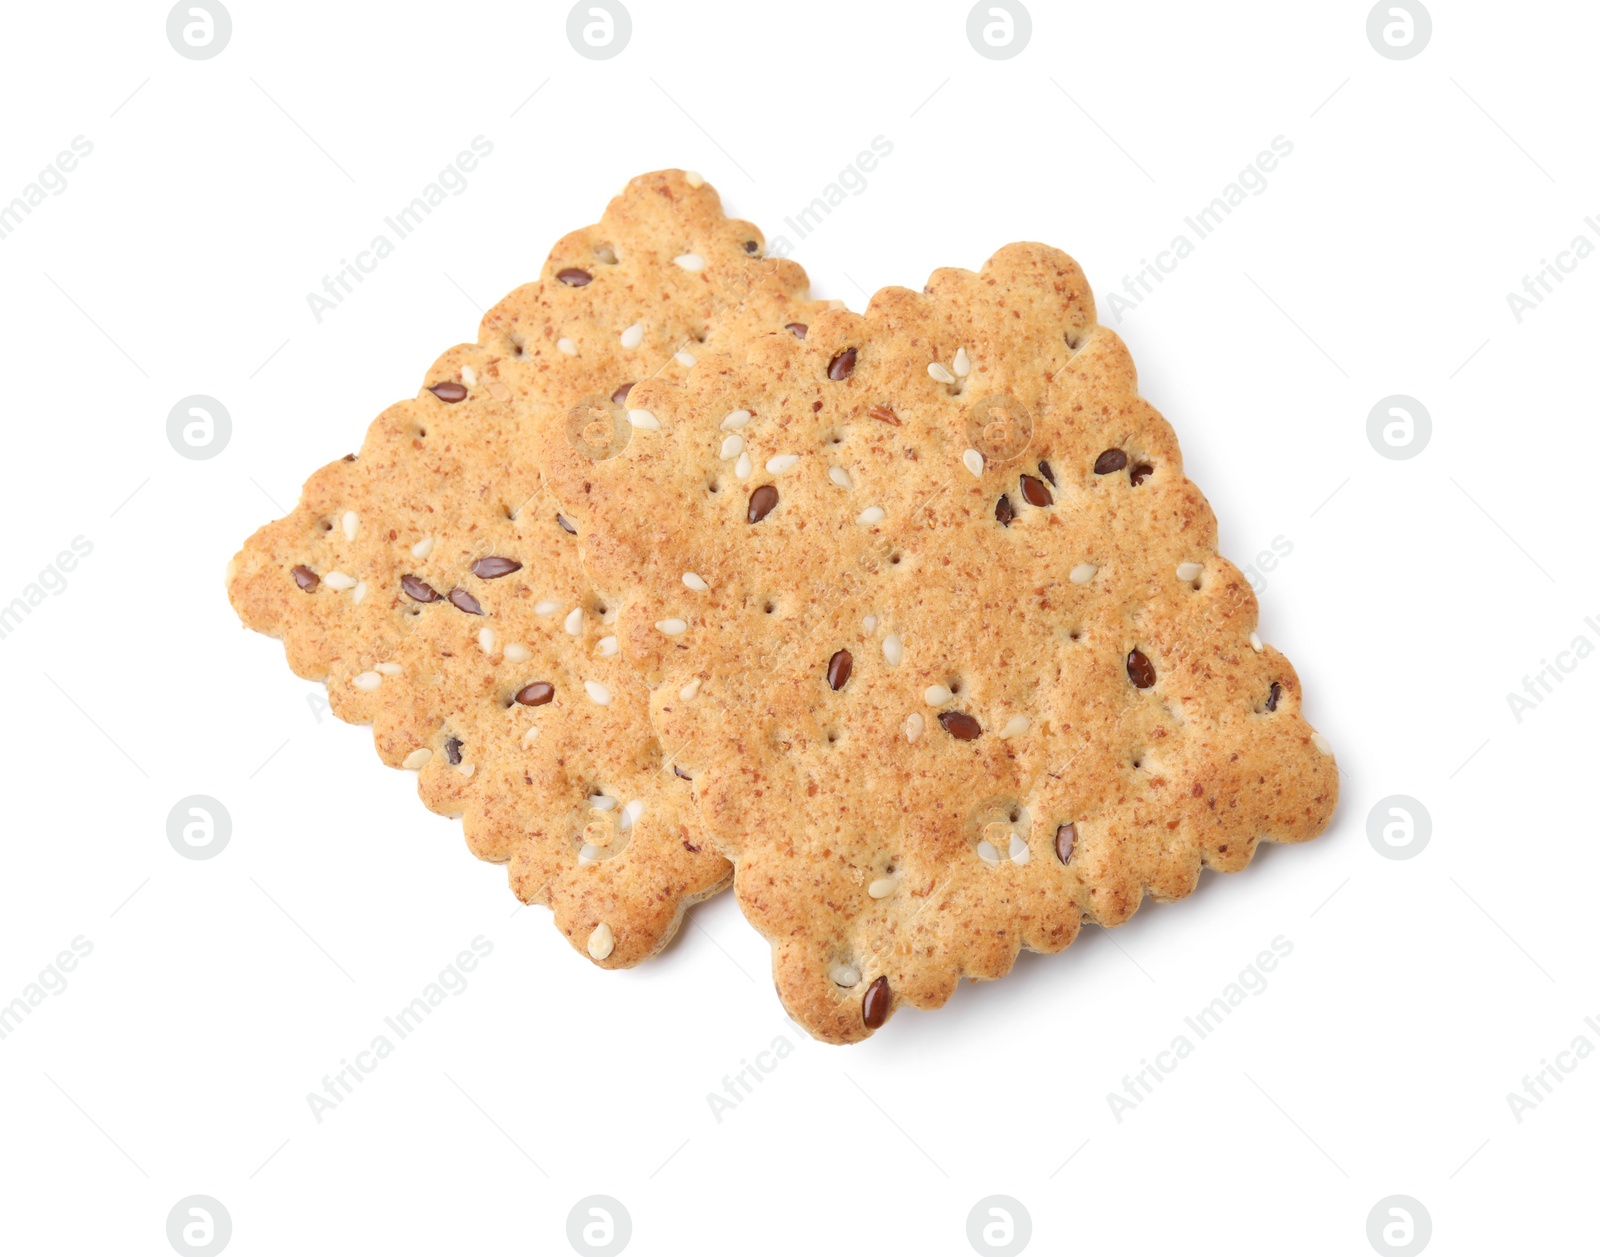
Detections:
[226, 171, 829, 967]
[550, 243, 1338, 1040]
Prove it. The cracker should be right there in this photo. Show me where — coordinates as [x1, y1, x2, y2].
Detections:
[550, 243, 1337, 1038]
[226, 171, 827, 966]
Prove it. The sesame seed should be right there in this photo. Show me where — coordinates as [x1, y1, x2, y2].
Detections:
[720, 433, 743, 459]
[323, 570, 356, 591]
[674, 253, 705, 271]
[735, 452, 753, 480]
[478, 628, 496, 655]
[1009, 833, 1030, 865]
[1069, 563, 1098, 584]
[904, 712, 923, 741]
[868, 877, 898, 899]
[882, 634, 903, 666]
[353, 671, 383, 691]
[1176, 561, 1203, 581]
[587, 922, 615, 960]
[591, 794, 616, 811]
[461, 365, 477, 387]
[976, 841, 1000, 867]
[1312, 730, 1333, 755]
[619, 799, 644, 831]
[535, 599, 560, 616]
[411, 536, 434, 558]
[341, 510, 359, 541]
[375, 662, 403, 676]
[656, 618, 688, 636]
[521, 724, 540, 746]
[928, 362, 956, 384]
[766, 454, 800, 474]
[679, 677, 702, 700]
[830, 964, 861, 987]
[856, 507, 885, 525]
[952, 347, 971, 377]
[620, 322, 644, 349]
[721, 409, 751, 430]
[456, 762, 475, 778]
[924, 685, 952, 705]
[675, 350, 696, 368]
[564, 607, 583, 634]
[584, 680, 612, 706]
[557, 338, 577, 355]
[596, 635, 619, 657]
[683, 572, 709, 592]
[402, 748, 432, 770]
[998, 715, 1030, 738]
[351, 581, 368, 605]
[829, 465, 853, 489]
[627, 408, 660, 430]
[577, 844, 601, 867]
[863, 615, 878, 633]
[1249, 632, 1263, 652]
[962, 448, 984, 477]
[505, 643, 530, 662]
[684, 170, 704, 188]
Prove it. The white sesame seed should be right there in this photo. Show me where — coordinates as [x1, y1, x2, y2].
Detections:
[674, 253, 705, 271]
[594, 243, 617, 264]
[684, 170, 704, 188]
[323, 570, 356, 591]
[1249, 632, 1263, 653]
[627, 408, 659, 430]
[557, 337, 577, 356]
[924, 685, 952, 705]
[411, 536, 434, 558]
[535, 599, 560, 616]
[882, 634, 903, 666]
[721, 409, 751, 430]
[590, 794, 617, 812]
[679, 677, 702, 700]
[720, 433, 743, 459]
[584, 680, 612, 706]
[587, 922, 615, 960]
[856, 507, 885, 525]
[998, 715, 1030, 738]
[1009, 833, 1030, 865]
[375, 662, 403, 676]
[829, 465, 853, 489]
[952, 347, 971, 377]
[830, 964, 860, 987]
[341, 510, 358, 541]
[596, 635, 619, 657]
[620, 321, 644, 349]
[1176, 561, 1203, 581]
[675, 350, 696, 368]
[868, 877, 898, 899]
[350, 580, 368, 605]
[904, 712, 923, 742]
[962, 448, 984, 477]
[564, 607, 583, 635]
[477, 628, 496, 655]
[766, 454, 799, 474]
[619, 798, 645, 831]
[1069, 563, 1098, 584]
[1312, 730, 1333, 755]
[505, 642, 530, 662]
[735, 452, 753, 480]
[863, 615, 878, 633]
[928, 362, 956, 384]
[577, 844, 601, 868]
[461, 365, 477, 387]
[976, 840, 1000, 867]
[402, 747, 432, 770]
[683, 572, 709, 592]
[456, 762, 475, 778]
[656, 618, 688, 636]
[353, 671, 382, 691]
[521, 724, 540, 746]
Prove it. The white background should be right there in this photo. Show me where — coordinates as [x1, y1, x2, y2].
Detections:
[1, 1, 1595, 1254]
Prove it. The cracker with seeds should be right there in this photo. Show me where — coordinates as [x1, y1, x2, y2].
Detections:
[549, 244, 1337, 1038]
[226, 171, 827, 965]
